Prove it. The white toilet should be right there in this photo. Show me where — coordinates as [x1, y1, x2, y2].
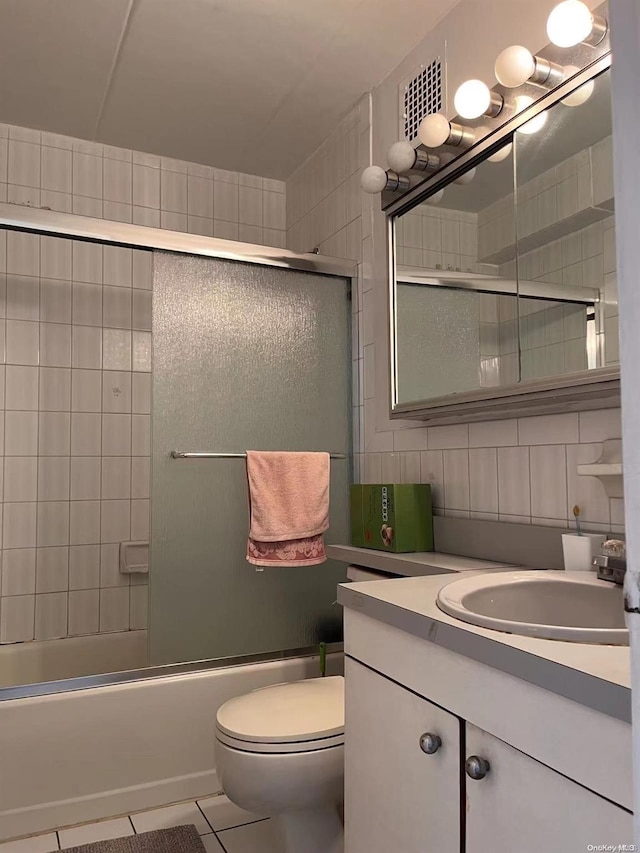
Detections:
[215, 675, 345, 853]
[215, 567, 400, 851]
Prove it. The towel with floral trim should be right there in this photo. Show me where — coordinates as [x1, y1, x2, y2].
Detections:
[246, 451, 330, 567]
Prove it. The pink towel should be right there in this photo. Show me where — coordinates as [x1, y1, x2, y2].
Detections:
[246, 451, 330, 567]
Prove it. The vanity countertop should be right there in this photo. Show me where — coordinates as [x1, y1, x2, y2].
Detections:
[327, 544, 521, 576]
[338, 572, 631, 723]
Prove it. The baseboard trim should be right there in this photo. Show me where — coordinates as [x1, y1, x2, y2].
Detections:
[0, 770, 220, 843]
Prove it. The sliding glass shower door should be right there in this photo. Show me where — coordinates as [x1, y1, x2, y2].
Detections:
[150, 252, 351, 665]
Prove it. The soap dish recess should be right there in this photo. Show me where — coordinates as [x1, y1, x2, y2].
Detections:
[120, 540, 149, 574]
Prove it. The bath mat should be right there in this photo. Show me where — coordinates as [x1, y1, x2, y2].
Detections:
[61, 824, 207, 853]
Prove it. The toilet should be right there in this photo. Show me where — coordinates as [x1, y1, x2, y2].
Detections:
[215, 676, 345, 853]
[215, 567, 398, 852]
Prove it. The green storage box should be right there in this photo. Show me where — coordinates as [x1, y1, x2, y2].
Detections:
[350, 484, 433, 553]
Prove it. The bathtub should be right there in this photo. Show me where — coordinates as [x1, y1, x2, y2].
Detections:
[0, 630, 148, 689]
[0, 648, 343, 842]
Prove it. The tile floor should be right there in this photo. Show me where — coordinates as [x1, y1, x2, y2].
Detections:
[0, 795, 282, 853]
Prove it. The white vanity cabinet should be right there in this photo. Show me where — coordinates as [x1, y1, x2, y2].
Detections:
[465, 723, 633, 853]
[345, 657, 460, 853]
[345, 656, 633, 853]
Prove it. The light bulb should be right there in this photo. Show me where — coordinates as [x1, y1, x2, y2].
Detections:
[454, 80, 493, 119]
[387, 141, 417, 173]
[561, 66, 595, 106]
[360, 166, 388, 194]
[515, 96, 548, 135]
[562, 79, 594, 106]
[488, 143, 513, 163]
[455, 168, 476, 185]
[547, 0, 595, 47]
[418, 113, 452, 147]
[495, 46, 536, 88]
[428, 189, 444, 204]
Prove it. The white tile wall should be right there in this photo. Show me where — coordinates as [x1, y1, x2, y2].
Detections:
[0, 235, 150, 644]
[0, 121, 288, 645]
[287, 100, 366, 261]
[0, 123, 286, 248]
[356, 408, 623, 533]
[286, 94, 371, 475]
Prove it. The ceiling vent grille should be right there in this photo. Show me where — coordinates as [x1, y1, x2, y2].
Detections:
[402, 59, 443, 143]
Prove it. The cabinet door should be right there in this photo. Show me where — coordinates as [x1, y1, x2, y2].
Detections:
[465, 723, 633, 853]
[345, 656, 460, 853]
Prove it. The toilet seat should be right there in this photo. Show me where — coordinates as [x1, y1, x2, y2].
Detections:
[216, 729, 344, 754]
[215, 676, 344, 754]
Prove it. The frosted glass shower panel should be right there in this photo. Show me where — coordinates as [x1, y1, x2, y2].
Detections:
[397, 285, 481, 401]
[150, 253, 351, 665]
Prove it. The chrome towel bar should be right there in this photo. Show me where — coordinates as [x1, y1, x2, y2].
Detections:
[170, 451, 347, 459]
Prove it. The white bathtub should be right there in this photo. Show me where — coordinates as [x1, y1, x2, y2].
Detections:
[0, 650, 343, 842]
[0, 630, 148, 688]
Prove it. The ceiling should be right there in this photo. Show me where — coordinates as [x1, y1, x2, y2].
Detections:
[0, 0, 462, 179]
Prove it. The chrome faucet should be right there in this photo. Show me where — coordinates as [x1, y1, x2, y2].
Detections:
[593, 539, 627, 585]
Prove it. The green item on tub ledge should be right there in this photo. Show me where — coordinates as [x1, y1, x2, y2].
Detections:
[350, 483, 434, 553]
[319, 642, 327, 677]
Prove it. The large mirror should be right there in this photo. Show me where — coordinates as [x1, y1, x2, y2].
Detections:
[391, 62, 617, 418]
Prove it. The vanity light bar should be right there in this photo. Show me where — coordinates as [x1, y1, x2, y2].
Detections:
[367, 2, 609, 196]
[383, 50, 610, 216]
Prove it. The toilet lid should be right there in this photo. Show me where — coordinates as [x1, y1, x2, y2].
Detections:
[216, 676, 344, 744]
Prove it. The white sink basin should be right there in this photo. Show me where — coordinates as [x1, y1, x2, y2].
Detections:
[436, 571, 628, 645]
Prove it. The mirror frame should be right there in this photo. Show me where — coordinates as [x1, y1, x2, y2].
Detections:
[385, 51, 617, 424]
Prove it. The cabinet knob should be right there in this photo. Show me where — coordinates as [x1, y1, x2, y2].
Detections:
[419, 732, 442, 754]
[465, 755, 491, 780]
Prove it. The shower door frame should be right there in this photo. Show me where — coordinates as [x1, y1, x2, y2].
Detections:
[0, 202, 356, 701]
